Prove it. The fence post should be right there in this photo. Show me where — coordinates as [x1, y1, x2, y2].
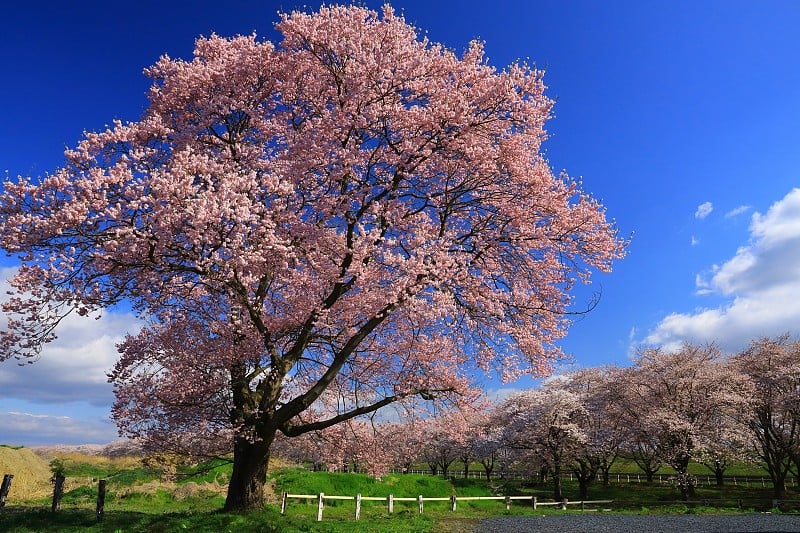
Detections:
[418, 494, 424, 514]
[532, 496, 537, 510]
[505, 495, 510, 511]
[388, 494, 394, 514]
[281, 491, 288, 514]
[317, 493, 324, 521]
[51, 475, 65, 512]
[561, 497, 568, 510]
[450, 494, 457, 512]
[0, 474, 13, 511]
[95, 479, 107, 521]
[355, 493, 361, 520]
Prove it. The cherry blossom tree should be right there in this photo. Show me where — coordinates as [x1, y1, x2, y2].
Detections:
[457, 409, 497, 479]
[734, 335, 800, 498]
[381, 419, 426, 474]
[419, 410, 471, 477]
[471, 418, 505, 481]
[499, 388, 588, 500]
[561, 367, 629, 495]
[621, 426, 663, 483]
[617, 344, 752, 499]
[0, 5, 625, 510]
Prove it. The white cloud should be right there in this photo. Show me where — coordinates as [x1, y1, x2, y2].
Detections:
[725, 205, 751, 218]
[646, 188, 800, 352]
[484, 387, 528, 404]
[0, 266, 142, 407]
[695, 201, 713, 220]
[0, 411, 117, 446]
[0, 311, 139, 406]
[691, 236, 699, 246]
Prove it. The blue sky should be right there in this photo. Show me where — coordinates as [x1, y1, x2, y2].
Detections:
[2, 0, 800, 445]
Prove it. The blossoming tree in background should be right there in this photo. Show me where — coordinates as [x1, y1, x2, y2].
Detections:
[559, 367, 629, 497]
[498, 388, 589, 500]
[615, 344, 752, 500]
[0, 5, 625, 510]
[734, 335, 800, 498]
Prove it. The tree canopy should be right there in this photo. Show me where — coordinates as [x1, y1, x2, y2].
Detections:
[0, 5, 625, 509]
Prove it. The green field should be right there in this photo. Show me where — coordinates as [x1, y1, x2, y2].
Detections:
[1, 450, 798, 532]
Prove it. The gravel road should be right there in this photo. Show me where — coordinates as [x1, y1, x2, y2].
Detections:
[474, 513, 800, 532]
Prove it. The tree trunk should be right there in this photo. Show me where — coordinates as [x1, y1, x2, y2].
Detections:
[224, 435, 272, 511]
[674, 457, 695, 501]
[481, 460, 494, 482]
[769, 471, 787, 499]
[552, 462, 562, 501]
[575, 467, 595, 501]
[578, 477, 589, 500]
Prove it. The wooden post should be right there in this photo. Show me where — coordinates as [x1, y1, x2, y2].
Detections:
[280, 492, 288, 514]
[95, 479, 107, 521]
[450, 494, 457, 512]
[532, 496, 537, 510]
[505, 495, 510, 510]
[355, 493, 361, 520]
[317, 493, 324, 521]
[418, 494, 423, 514]
[51, 475, 65, 512]
[388, 494, 394, 514]
[0, 474, 13, 511]
[561, 497, 568, 510]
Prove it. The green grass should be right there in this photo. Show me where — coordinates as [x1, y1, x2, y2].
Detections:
[607, 457, 769, 478]
[176, 457, 233, 484]
[3, 460, 798, 532]
[0, 505, 439, 532]
[274, 470, 461, 498]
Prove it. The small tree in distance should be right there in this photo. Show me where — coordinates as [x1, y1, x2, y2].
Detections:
[0, 5, 625, 510]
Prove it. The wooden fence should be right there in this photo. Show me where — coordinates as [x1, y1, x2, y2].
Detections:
[280, 491, 613, 521]
[0, 473, 107, 521]
[390, 469, 797, 488]
[282, 491, 800, 522]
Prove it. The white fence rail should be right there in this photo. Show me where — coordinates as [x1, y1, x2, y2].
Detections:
[386, 469, 795, 488]
[280, 491, 612, 521]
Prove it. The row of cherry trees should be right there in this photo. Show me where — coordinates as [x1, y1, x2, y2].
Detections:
[275, 335, 800, 501]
